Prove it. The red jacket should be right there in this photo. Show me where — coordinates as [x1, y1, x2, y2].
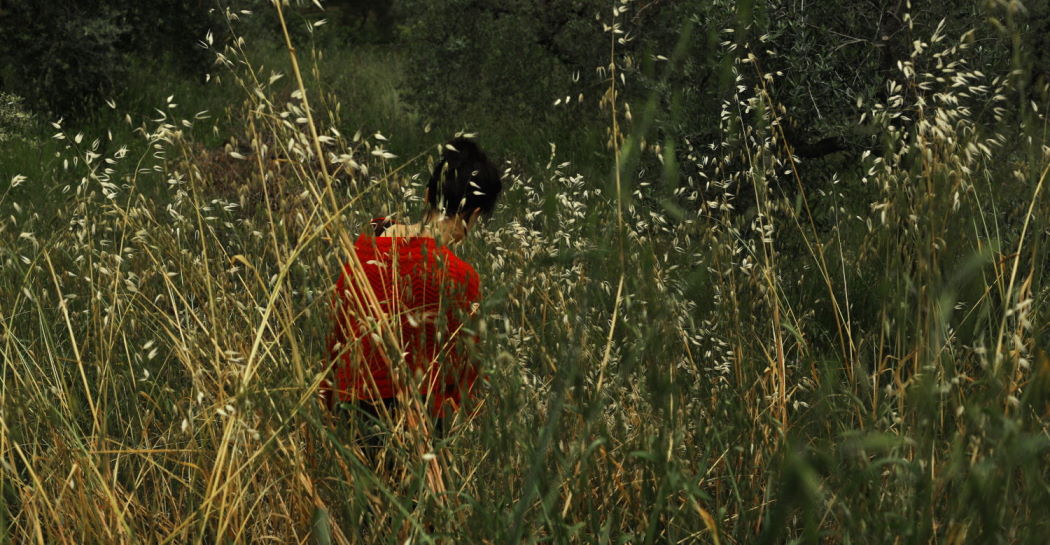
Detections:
[326, 231, 480, 415]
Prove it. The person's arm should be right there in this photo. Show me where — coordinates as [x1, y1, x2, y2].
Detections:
[446, 265, 482, 404]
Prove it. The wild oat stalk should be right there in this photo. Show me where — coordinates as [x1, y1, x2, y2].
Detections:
[0, 1, 1047, 544]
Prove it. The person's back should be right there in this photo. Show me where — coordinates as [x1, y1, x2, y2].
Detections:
[328, 229, 480, 415]
[326, 137, 502, 421]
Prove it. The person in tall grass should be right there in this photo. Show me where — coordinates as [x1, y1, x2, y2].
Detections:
[324, 137, 502, 444]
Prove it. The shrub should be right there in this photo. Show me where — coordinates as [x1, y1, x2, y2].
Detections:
[0, 92, 35, 143]
[0, 0, 218, 118]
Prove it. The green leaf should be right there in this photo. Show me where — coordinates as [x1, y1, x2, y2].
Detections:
[311, 507, 332, 545]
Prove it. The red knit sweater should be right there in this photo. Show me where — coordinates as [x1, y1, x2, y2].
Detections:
[326, 232, 480, 415]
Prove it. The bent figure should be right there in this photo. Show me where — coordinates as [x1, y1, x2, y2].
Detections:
[325, 137, 503, 440]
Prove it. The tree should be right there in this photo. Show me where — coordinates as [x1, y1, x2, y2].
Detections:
[0, 0, 217, 119]
[397, 0, 605, 125]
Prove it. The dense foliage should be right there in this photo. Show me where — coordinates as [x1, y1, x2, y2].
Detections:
[0, 0, 216, 117]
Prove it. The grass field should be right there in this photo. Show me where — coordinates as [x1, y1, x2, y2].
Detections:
[0, 4, 1048, 544]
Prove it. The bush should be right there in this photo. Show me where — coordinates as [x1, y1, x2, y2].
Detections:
[0, 2, 129, 117]
[0, 0, 218, 119]
[397, 0, 604, 124]
[0, 92, 35, 143]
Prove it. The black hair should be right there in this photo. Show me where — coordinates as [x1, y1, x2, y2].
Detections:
[427, 137, 502, 218]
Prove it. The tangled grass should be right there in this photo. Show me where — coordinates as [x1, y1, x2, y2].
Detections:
[0, 2, 1048, 544]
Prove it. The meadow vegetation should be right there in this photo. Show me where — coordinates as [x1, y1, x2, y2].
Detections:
[0, 0, 1048, 543]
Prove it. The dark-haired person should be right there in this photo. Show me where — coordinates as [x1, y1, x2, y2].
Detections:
[325, 137, 502, 449]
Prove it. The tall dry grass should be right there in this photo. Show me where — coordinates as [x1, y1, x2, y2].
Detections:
[0, 2, 1048, 544]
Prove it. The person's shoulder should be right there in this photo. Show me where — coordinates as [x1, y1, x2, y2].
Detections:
[440, 248, 477, 276]
[351, 234, 379, 257]
[445, 252, 480, 298]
